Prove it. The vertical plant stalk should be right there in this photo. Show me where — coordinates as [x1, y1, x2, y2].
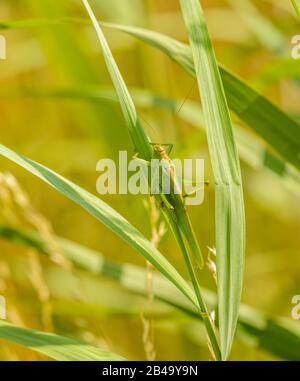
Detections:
[180, 0, 246, 360]
[142, 198, 164, 361]
[171, 221, 221, 360]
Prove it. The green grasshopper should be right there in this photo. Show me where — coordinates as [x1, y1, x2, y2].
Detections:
[134, 142, 205, 268]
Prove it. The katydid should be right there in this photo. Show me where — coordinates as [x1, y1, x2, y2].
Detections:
[134, 142, 205, 268]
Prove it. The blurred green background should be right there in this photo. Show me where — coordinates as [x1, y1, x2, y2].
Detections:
[0, 0, 299, 360]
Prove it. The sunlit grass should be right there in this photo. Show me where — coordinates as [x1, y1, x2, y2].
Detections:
[0, 0, 299, 361]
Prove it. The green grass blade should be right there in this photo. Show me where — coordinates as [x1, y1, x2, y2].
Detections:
[103, 22, 300, 171]
[0, 320, 124, 360]
[0, 143, 197, 309]
[291, 0, 300, 22]
[82, 0, 151, 159]
[180, 0, 245, 360]
[1, 226, 299, 360]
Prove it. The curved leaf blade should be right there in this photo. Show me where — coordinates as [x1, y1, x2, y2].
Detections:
[0, 320, 124, 360]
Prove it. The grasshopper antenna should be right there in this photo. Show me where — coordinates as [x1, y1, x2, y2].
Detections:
[139, 114, 161, 142]
[177, 80, 197, 114]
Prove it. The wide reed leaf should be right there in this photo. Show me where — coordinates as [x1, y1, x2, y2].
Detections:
[180, 0, 245, 360]
[0, 320, 124, 360]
